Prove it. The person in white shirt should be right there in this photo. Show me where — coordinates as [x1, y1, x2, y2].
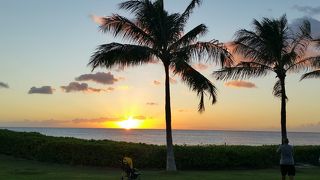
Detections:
[277, 138, 295, 180]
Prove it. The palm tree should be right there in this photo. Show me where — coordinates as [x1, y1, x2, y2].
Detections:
[89, 0, 231, 171]
[213, 15, 319, 142]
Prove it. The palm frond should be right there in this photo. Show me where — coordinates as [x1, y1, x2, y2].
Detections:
[286, 20, 311, 61]
[175, 40, 233, 67]
[273, 79, 281, 98]
[89, 43, 155, 70]
[236, 15, 293, 67]
[100, 14, 154, 46]
[172, 60, 216, 112]
[314, 38, 320, 48]
[286, 56, 320, 72]
[233, 40, 272, 65]
[298, 20, 311, 38]
[272, 79, 288, 100]
[233, 29, 275, 66]
[169, 24, 207, 50]
[119, 0, 164, 46]
[301, 70, 320, 80]
[282, 51, 298, 70]
[119, 0, 147, 14]
[178, 0, 202, 24]
[213, 61, 272, 81]
[313, 58, 320, 67]
[163, 13, 186, 46]
[171, 0, 202, 41]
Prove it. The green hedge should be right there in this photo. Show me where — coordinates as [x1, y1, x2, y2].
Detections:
[0, 129, 319, 170]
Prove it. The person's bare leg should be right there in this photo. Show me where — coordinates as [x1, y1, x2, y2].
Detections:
[289, 176, 294, 180]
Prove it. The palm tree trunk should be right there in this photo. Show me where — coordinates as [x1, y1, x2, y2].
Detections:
[164, 64, 177, 171]
[279, 76, 287, 143]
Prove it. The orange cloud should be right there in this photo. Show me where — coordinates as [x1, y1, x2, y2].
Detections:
[90, 14, 106, 25]
[224, 80, 257, 88]
[72, 117, 121, 123]
[146, 102, 158, 106]
[133, 115, 146, 120]
[153, 80, 161, 85]
[177, 109, 191, 113]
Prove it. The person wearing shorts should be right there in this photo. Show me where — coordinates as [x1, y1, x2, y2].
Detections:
[277, 138, 295, 180]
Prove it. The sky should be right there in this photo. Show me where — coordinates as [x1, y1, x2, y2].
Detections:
[0, 0, 320, 131]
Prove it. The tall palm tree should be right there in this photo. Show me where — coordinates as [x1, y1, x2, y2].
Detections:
[213, 15, 319, 142]
[89, 0, 231, 171]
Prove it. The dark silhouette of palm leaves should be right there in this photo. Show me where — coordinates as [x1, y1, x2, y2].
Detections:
[214, 15, 317, 98]
[213, 15, 319, 140]
[301, 70, 320, 80]
[301, 39, 320, 80]
[89, 0, 231, 171]
[90, 0, 231, 112]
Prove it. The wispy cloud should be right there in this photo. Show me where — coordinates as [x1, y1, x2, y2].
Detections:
[0, 115, 148, 127]
[28, 86, 54, 94]
[72, 117, 121, 123]
[146, 102, 158, 106]
[0, 119, 69, 127]
[153, 80, 161, 85]
[133, 115, 146, 120]
[106, 87, 115, 92]
[75, 72, 119, 85]
[292, 121, 320, 132]
[178, 109, 191, 113]
[224, 80, 257, 89]
[90, 14, 106, 25]
[292, 5, 320, 16]
[0, 82, 9, 89]
[61, 82, 105, 93]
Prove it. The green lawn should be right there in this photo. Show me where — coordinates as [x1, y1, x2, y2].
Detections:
[0, 154, 319, 180]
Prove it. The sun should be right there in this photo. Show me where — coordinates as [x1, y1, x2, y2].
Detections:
[116, 117, 142, 130]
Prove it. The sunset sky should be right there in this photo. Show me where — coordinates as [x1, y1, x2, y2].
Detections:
[0, 0, 319, 131]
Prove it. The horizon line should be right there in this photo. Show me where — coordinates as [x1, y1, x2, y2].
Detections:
[1, 126, 319, 134]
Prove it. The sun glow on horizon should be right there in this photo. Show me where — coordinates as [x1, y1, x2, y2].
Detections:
[116, 117, 143, 130]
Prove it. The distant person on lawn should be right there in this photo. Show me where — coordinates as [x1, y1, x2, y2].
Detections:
[277, 138, 295, 180]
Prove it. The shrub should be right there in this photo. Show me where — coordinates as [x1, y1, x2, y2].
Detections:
[0, 129, 319, 170]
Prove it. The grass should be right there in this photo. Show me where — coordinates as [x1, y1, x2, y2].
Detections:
[0, 154, 319, 180]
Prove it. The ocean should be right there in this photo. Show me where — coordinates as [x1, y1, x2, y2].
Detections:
[1, 127, 320, 146]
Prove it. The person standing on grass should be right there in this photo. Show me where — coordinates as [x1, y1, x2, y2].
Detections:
[277, 138, 295, 180]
